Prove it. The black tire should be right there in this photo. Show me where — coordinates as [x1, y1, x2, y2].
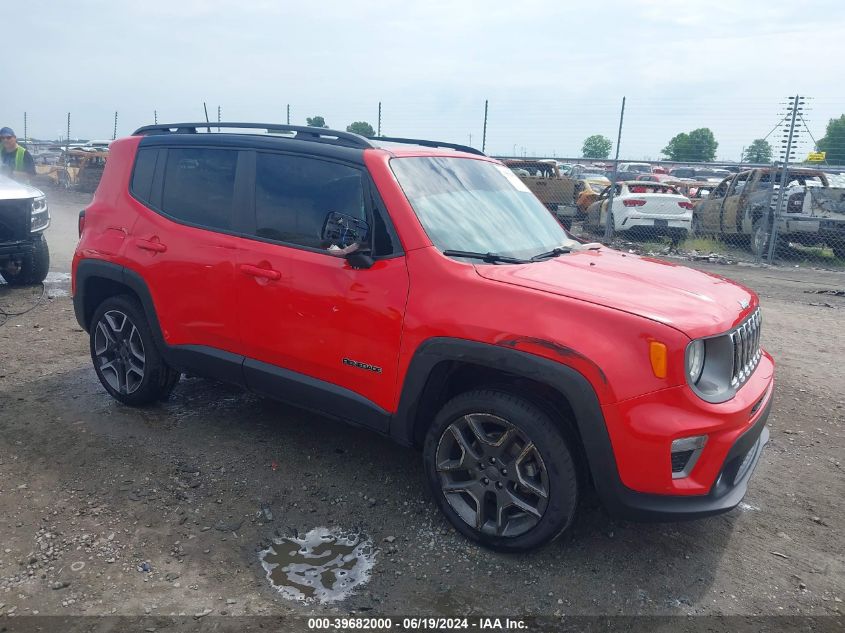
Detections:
[1, 236, 50, 286]
[89, 294, 179, 406]
[751, 219, 773, 259]
[423, 390, 578, 552]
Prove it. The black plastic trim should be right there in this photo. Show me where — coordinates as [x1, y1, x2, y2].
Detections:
[243, 358, 390, 433]
[138, 132, 367, 165]
[134, 122, 372, 149]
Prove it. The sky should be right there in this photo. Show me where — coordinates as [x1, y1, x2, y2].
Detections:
[6, 0, 845, 160]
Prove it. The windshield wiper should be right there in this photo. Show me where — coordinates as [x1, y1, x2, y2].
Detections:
[530, 247, 572, 262]
[442, 250, 529, 264]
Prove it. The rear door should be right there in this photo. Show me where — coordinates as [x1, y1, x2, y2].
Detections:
[234, 150, 409, 423]
[127, 145, 244, 359]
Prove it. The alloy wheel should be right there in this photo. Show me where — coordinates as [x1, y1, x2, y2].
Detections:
[93, 310, 146, 395]
[435, 413, 549, 537]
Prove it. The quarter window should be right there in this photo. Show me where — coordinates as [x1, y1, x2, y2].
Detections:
[130, 148, 158, 204]
[160, 148, 237, 230]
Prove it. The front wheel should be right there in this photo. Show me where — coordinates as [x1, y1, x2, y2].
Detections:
[423, 390, 578, 551]
[89, 295, 180, 406]
[751, 219, 772, 259]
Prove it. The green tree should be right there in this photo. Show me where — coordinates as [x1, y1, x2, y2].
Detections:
[662, 128, 718, 161]
[306, 115, 327, 128]
[742, 139, 773, 163]
[346, 121, 375, 137]
[582, 134, 612, 159]
[817, 114, 845, 164]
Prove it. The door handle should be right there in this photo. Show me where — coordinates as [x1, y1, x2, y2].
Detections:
[136, 238, 167, 253]
[239, 264, 281, 281]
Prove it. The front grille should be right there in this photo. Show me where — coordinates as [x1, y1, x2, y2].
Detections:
[0, 200, 31, 242]
[730, 308, 762, 388]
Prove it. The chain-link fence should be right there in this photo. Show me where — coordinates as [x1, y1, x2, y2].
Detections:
[10, 96, 845, 269]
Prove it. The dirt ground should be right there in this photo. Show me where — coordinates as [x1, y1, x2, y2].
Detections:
[0, 188, 843, 623]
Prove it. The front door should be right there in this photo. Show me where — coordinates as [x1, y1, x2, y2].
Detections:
[234, 151, 409, 424]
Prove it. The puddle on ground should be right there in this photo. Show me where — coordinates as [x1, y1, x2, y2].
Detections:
[259, 527, 375, 603]
[44, 272, 71, 297]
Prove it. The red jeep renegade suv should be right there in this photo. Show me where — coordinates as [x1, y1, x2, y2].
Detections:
[72, 123, 773, 551]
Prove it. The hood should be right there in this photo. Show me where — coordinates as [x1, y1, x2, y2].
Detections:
[474, 248, 756, 339]
[0, 174, 44, 201]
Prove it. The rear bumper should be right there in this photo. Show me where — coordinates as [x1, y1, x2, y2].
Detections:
[618, 215, 691, 231]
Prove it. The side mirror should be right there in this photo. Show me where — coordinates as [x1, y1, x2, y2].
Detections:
[346, 247, 375, 269]
[322, 211, 370, 248]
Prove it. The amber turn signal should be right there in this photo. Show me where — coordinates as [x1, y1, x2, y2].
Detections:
[649, 341, 667, 378]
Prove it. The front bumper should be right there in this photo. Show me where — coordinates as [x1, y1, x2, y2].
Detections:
[592, 351, 774, 521]
[599, 396, 770, 521]
[0, 239, 37, 259]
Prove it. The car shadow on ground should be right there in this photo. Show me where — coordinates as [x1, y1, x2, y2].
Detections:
[1, 368, 738, 614]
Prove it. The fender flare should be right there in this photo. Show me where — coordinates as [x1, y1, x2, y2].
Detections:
[389, 337, 621, 495]
[74, 259, 167, 351]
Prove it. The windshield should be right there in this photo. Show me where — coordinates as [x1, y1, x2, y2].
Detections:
[390, 157, 576, 260]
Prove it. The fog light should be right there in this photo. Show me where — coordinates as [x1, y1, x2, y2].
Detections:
[671, 435, 707, 479]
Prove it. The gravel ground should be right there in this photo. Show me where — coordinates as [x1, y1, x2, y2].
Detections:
[0, 188, 842, 622]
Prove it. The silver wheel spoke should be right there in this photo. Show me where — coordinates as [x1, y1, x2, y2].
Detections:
[514, 442, 548, 499]
[504, 488, 543, 519]
[436, 411, 549, 538]
[93, 310, 146, 395]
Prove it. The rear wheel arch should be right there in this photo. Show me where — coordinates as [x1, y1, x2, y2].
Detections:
[75, 261, 165, 349]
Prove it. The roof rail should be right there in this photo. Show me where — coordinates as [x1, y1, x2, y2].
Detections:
[370, 136, 486, 156]
[131, 122, 372, 150]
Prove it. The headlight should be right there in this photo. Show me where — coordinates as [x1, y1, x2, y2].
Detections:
[685, 309, 761, 403]
[30, 195, 50, 232]
[687, 339, 705, 384]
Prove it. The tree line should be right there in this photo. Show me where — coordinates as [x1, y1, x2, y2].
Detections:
[304, 113, 845, 164]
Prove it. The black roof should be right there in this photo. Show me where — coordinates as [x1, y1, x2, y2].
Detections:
[133, 123, 485, 157]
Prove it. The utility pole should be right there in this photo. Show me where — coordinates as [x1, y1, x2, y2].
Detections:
[113, 111, 118, 140]
[154, 110, 158, 125]
[377, 101, 382, 137]
[217, 105, 221, 132]
[23, 112, 27, 143]
[203, 102, 210, 132]
[468, 133, 472, 146]
[286, 104, 290, 125]
[65, 113, 71, 184]
[766, 95, 803, 263]
[481, 99, 488, 153]
[603, 96, 626, 243]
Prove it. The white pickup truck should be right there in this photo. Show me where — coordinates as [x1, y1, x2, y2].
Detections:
[0, 174, 51, 285]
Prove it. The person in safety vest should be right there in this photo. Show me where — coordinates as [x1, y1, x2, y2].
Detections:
[1, 127, 36, 180]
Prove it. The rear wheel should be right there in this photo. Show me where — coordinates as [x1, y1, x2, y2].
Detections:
[89, 295, 180, 406]
[423, 390, 578, 551]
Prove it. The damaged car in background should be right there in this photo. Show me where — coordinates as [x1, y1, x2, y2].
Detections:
[693, 168, 845, 259]
[0, 174, 50, 285]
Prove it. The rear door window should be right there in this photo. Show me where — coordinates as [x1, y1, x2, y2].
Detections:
[160, 147, 238, 231]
